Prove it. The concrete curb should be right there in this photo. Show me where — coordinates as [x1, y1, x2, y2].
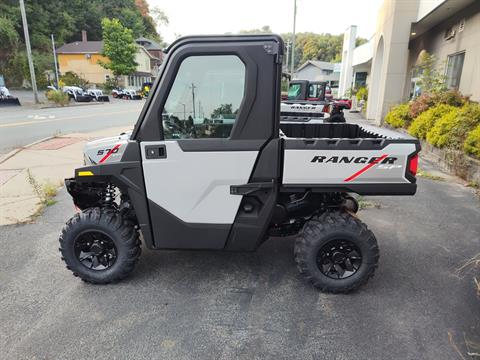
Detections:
[0, 136, 55, 165]
[39, 102, 106, 109]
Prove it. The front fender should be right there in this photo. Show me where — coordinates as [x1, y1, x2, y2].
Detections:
[66, 161, 155, 249]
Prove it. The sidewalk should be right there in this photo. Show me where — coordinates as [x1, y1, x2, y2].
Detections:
[0, 126, 130, 225]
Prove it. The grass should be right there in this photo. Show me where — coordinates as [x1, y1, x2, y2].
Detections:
[467, 181, 479, 188]
[456, 253, 480, 295]
[455, 252, 480, 359]
[26, 169, 59, 219]
[417, 169, 446, 181]
[356, 196, 381, 210]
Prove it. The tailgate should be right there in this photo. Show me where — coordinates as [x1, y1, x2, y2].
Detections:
[282, 138, 420, 195]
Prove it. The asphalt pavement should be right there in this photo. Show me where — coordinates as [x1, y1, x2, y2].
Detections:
[0, 98, 143, 154]
[1, 168, 479, 359]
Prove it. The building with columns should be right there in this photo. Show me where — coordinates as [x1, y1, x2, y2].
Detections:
[339, 0, 480, 124]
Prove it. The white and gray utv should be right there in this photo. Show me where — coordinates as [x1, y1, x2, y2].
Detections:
[59, 35, 420, 293]
[86, 88, 110, 102]
[0, 75, 20, 106]
[63, 86, 92, 102]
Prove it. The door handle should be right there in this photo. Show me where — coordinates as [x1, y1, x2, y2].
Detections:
[145, 145, 167, 159]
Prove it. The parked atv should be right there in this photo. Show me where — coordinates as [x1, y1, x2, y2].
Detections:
[59, 35, 420, 293]
[0, 75, 21, 106]
[63, 86, 92, 102]
[86, 89, 110, 102]
[122, 88, 142, 100]
[282, 80, 347, 123]
[111, 88, 124, 98]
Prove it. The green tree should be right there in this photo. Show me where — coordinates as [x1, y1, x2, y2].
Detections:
[0, 0, 166, 86]
[239, 25, 272, 34]
[98, 18, 138, 83]
[0, 16, 19, 78]
[211, 104, 233, 119]
[416, 51, 447, 94]
[282, 32, 344, 69]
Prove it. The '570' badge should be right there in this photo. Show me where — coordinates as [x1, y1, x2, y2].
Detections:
[97, 147, 120, 156]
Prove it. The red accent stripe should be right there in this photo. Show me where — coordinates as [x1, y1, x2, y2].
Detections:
[99, 144, 121, 163]
[344, 154, 388, 182]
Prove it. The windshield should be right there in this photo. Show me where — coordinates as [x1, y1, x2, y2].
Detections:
[287, 83, 302, 100]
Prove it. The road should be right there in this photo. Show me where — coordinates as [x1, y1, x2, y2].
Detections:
[0, 99, 144, 154]
[1, 166, 479, 359]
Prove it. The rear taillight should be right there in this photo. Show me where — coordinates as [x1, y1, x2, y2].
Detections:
[408, 154, 419, 176]
[322, 104, 330, 113]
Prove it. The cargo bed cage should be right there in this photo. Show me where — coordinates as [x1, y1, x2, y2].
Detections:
[280, 122, 415, 141]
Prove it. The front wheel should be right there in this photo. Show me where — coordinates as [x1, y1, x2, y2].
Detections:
[294, 211, 379, 293]
[59, 208, 141, 284]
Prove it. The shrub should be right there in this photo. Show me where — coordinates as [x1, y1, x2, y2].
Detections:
[408, 104, 457, 139]
[409, 93, 437, 118]
[103, 77, 118, 91]
[384, 103, 411, 128]
[436, 89, 470, 107]
[46, 89, 69, 106]
[427, 103, 480, 149]
[464, 124, 480, 159]
[425, 108, 460, 147]
[408, 90, 468, 118]
[60, 71, 89, 87]
[356, 87, 368, 101]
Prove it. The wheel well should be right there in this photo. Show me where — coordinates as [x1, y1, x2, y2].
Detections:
[66, 178, 138, 224]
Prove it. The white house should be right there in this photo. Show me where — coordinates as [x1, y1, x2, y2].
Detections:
[293, 60, 341, 96]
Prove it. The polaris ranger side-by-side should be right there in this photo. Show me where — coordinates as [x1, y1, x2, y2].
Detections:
[281, 80, 348, 123]
[60, 35, 420, 293]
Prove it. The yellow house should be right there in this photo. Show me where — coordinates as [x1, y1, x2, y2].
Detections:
[57, 33, 156, 88]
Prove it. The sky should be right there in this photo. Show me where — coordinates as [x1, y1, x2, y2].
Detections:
[148, 0, 384, 44]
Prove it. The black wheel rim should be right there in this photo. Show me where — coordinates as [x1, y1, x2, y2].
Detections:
[74, 231, 117, 271]
[317, 239, 362, 279]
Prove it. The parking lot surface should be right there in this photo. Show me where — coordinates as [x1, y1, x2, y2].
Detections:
[1, 174, 479, 359]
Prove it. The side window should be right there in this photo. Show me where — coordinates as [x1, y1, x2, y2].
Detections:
[308, 84, 323, 99]
[162, 55, 245, 139]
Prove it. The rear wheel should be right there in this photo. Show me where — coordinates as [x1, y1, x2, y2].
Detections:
[59, 208, 141, 284]
[294, 211, 379, 293]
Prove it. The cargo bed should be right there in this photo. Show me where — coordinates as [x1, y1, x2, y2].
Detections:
[280, 122, 420, 195]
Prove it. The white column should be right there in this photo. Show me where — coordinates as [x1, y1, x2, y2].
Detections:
[338, 26, 357, 97]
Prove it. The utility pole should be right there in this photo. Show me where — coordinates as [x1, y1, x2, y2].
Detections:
[51, 34, 60, 89]
[290, 0, 297, 78]
[181, 103, 186, 121]
[285, 39, 291, 74]
[19, 0, 39, 104]
[190, 83, 196, 118]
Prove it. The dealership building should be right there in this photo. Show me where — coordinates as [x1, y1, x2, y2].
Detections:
[338, 0, 480, 124]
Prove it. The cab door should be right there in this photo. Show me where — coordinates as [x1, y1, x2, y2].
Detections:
[134, 36, 283, 249]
